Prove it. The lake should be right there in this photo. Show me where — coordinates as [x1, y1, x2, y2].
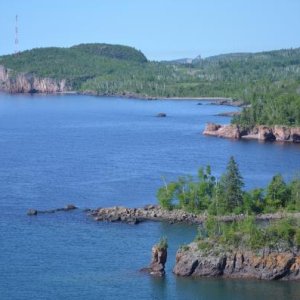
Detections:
[0, 93, 299, 299]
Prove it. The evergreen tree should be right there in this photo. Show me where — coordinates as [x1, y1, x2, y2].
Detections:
[219, 156, 244, 213]
[265, 174, 289, 210]
[290, 177, 300, 211]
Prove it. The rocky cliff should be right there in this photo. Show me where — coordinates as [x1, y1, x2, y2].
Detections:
[0, 65, 69, 93]
[173, 242, 300, 280]
[203, 123, 300, 143]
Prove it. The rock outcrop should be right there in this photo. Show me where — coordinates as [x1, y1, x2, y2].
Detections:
[0, 65, 69, 94]
[89, 205, 300, 225]
[89, 205, 205, 225]
[203, 123, 241, 139]
[173, 242, 300, 280]
[27, 204, 77, 215]
[141, 241, 168, 276]
[203, 123, 300, 143]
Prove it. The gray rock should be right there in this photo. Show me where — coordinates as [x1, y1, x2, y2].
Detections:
[27, 209, 38, 216]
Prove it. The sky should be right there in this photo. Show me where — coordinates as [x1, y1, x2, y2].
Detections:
[0, 0, 300, 61]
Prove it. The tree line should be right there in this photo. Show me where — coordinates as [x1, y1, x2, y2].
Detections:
[157, 157, 300, 215]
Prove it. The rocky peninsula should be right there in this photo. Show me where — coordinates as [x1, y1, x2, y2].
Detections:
[87, 205, 298, 225]
[173, 242, 300, 280]
[203, 123, 300, 143]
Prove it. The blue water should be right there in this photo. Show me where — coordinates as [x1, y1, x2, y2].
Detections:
[0, 93, 299, 300]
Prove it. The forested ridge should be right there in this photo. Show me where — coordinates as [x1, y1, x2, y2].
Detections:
[0, 43, 300, 126]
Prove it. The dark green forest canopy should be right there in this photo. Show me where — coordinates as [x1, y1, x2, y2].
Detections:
[1, 44, 300, 125]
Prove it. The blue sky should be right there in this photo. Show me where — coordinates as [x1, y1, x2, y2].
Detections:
[1, 0, 300, 60]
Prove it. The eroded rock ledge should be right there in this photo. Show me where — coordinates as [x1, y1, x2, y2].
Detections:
[0, 65, 69, 93]
[203, 123, 300, 143]
[88, 205, 300, 225]
[173, 242, 300, 280]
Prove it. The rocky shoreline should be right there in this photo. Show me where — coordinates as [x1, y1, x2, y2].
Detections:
[87, 205, 300, 225]
[27, 204, 300, 280]
[203, 123, 300, 143]
[27, 204, 300, 225]
[174, 242, 300, 280]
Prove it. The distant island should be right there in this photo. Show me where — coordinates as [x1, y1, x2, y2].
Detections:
[0, 43, 300, 130]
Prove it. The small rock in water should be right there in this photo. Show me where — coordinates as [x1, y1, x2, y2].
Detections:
[27, 209, 38, 216]
[156, 112, 167, 117]
[65, 204, 77, 210]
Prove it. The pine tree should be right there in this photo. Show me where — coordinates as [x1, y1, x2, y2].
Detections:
[219, 156, 244, 213]
[265, 174, 289, 210]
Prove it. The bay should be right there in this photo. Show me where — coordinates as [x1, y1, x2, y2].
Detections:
[0, 93, 299, 299]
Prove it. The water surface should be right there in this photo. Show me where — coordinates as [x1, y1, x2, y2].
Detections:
[0, 93, 299, 299]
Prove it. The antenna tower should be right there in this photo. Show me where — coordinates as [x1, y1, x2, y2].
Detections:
[15, 15, 19, 55]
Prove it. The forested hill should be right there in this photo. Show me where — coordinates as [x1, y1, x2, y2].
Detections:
[0, 44, 300, 126]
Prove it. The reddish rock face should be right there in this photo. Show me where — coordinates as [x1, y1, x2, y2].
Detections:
[205, 123, 221, 132]
[0, 65, 69, 93]
[257, 126, 276, 141]
[203, 123, 241, 139]
[141, 243, 167, 277]
[291, 127, 300, 142]
[273, 126, 291, 141]
[217, 124, 241, 139]
[173, 242, 300, 280]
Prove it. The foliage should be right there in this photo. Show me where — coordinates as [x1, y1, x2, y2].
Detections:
[265, 174, 290, 211]
[218, 156, 244, 214]
[198, 216, 300, 250]
[157, 166, 216, 212]
[289, 175, 300, 211]
[157, 157, 300, 215]
[157, 236, 168, 250]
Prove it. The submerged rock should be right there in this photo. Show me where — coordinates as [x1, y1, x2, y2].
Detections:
[26, 204, 78, 216]
[65, 204, 77, 210]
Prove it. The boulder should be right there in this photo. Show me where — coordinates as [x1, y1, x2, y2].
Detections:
[156, 112, 167, 117]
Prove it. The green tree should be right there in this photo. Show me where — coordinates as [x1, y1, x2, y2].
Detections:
[157, 179, 177, 210]
[265, 174, 290, 211]
[242, 188, 265, 214]
[219, 156, 244, 213]
[288, 176, 300, 211]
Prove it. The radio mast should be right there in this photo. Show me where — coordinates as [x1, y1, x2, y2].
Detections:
[15, 15, 19, 55]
